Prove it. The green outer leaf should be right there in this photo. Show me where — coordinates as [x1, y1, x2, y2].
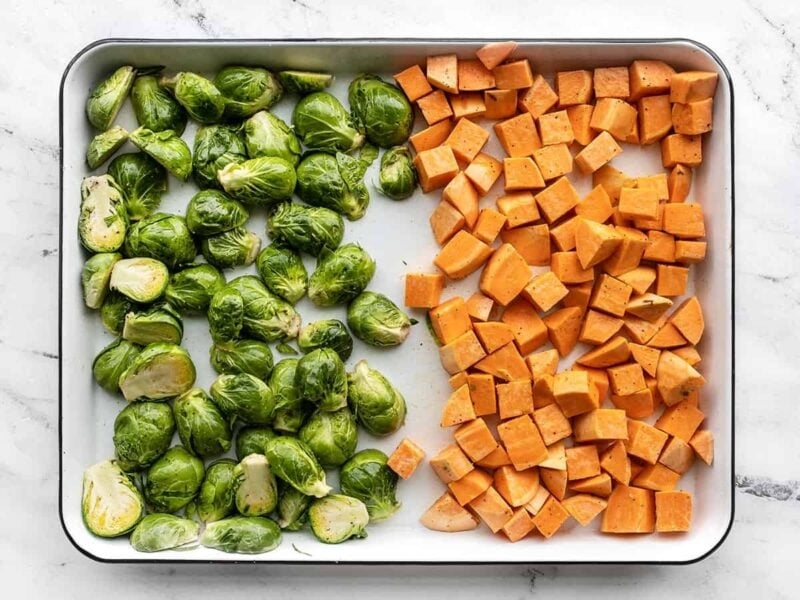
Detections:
[292, 91, 364, 153]
[378, 145, 418, 200]
[339, 448, 400, 522]
[191, 125, 248, 190]
[200, 227, 262, 270]
[347, 291, 412, 347]
[243, 110, 301, 166]
[268, 358, 306, 433]
[209, 372, 275, 425]
[131, 75, 187, 134]
[93, 338, 141, 394]
[264, 436, 331, 498]
[200, 516, 282, 554]
[346, 359, 407, 436]
[214, 66, 283, 119]
[165, 264, 226, 313]
[227, 275, 301, 342]
[124, 212, 197, 270]
[82, 252, 122, 309]
[207, 287, 244, 343]
[185, 189, 249, 236]
[130, 514, 199, 552]
[278, 70, 333, 95]
[129, 127, 192, 181]
[295, 348, 347, 412]
[86, 126, 129, 170]
[196, 459, 237, 523]
[210, 339, 274, 380]
[298, 407, 358, 469]
[348, 74, 414, 148]
[144, 446, 205, 513]
[163, 72, 225, 124]
[217, 156, 296, 207]
[255, 244, 308, 304]
[235, 426, 276, 461]
[297, 319, 353, 361]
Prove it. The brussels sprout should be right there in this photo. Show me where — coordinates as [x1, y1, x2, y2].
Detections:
[210, 339, 274, 380]
[297, 319, 353, 361]
[192, 125, 248, 189]
[209, 373, 275, 425]
[357, 142, 379, 166]
[295, 348, 347, 412]
[107, 152, 168, 221]
[124, 212, 197, 270]
[200, 516, 282, 554]
[378, 146, 417, 200]
[347, 359, 407, 436]
[109, 257, 169, 303]
[86, 126, 128, 170]
[173, 388, 232, 459]
[131, 75, 188, 134]
[217, 157, 296, 207]
[79, 175, 128, 253]
[81, 459, 144, 537]
[82, 252, 122, 309]
[264, 436, 331, 498]
[122, 303, 183, 345]
[86, 66, 135, 131]
[207, 286, 244, 343]
[244, 111, 301, 166]
[100, 291, 140, 336]
[299, 408, 358, 469]
[113, 401, 175, 471]
[268, 358, 306, 433]
[196, 459, 237, 522]
[185, 189, 249, 236]
[347, 291, 413, 347]
[227, 275, 302, 342]
[295, 152, 370, 221]
[234, 453, 279, 516]
[129, 127, 192, 181]
[277, 485, 311, 531]
[339, 449, 400, 522]
[293, 92, 364, 154]
[348, 75, 414, 148]
[165, 264, 226, 313]
[235, 426, 276, 461]
[255, 244, 308, 305]
[118, 342, 196, 402]
[308, 494, 369, 544]
[93, 338, 141, 393]
[278, 70, 333, 95]
[130, 513, 199, 552]
[200, 227, 261, 270]
[307, 244, 376, 307]
[214, 66, 282, 119]
[144, 446, 205, 513]
[266, 202, 344, 257]
[160, 72, 225, 124]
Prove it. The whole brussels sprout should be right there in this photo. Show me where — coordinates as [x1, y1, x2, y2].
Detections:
[278, 70, 333, 95]
[267, 202, 344, 257]
[118, 342, 196, 402]
[196, 459, 237, 523]
[122, 303, 183, 346]
[160, 72, 225, 124]
[113, 401, 175, 471]
[217, 156, 296, 207]
[79, 175, 128, 253]
[124, 212, 197, 270]
[244, 111, 301, 166]
[82, 252, 122, 309]
[129, 127, 192, 181]
[277, 485, 311, 531]
[192, 125, 248, 189]
[268, 358, 306, 433]
[86, 66, 135, 131]
[86, 126, 128, 170]
[100, 291, 140, 336]
[173, 388, 232, 459]
[339, 449, 400, 521]
[210, 339, 274, 380]
[200, 227, 261, 270]
[93, 338, 141, 394]
[185, 189, 249, 236]
[297, 319, 353, 361]
[378, 146, 417, 200]
[295, 348, 347, 412]
[214, 66, 283, 119]
[307, 244, 376, 307]
[81, 459, 143, 538]
[107, 153, 168, 222]
[235, 426, 276, 461]
[227, 275, 301, 342]
[308, 494, 369, 544]
[144, 446, 205, 513]
[130, 513, 199, 553]
[201, 516, 282, 554]
[296, 152, 369, 221]
[255, 244, 308, 305]
[292, 91, 364, 154]
[109, 257, 169, 303]
[233, 453, 279, 516]
[209, 373, 275, 425]
[165, 264, 226, 313]
[348, 75, 414, 148]
[299, 408, 358, 469]
[264, 436, 332, 498]
[208, 286, 244, 343]
[131, 75, 188, 134]
[347, 359, 407, 436]
[347, 291, 413, 347]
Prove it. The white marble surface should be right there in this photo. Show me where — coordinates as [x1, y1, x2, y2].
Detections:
[0, 0, 797, 596]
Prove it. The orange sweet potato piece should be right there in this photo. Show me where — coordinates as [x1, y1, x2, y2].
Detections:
[494, 112, 542, 157]
[430, 443, 474, 483]
[493, 59, 534, 90]
[474, 342, 530, 382]
[420, 491, 480, 532]
[473, 321, 515, 354]
[532, 496, 571, 538]
[497, 379, 534, 420]
[629, 60, 675, 101]
[669, 296, 704, 346]
[429, 296, 472, 344]
[556, 69, 593, 106]
[672, 98, 714, 135]
[500, 223, 551, 266]
[444, 118, 490, 164]
[518, 74, 559, 119]
[577, 335, 631, 368]
[448, 371, 468, 390]
[494, 465, 541, 507]
[484, 89, 518, 120]
[626, 419, 669, 464]
[410, 120, 454, 153]
[539, 467, 568, 501]
[594, 66, 630, 99]
[573, 408, 628, 442]
[504, 157, 546, 191]
[496, 191, 541, 227]
[655, 400, 705, 442]
[579, 309, 624, 345]
[567, 104, 596, 146]
[590, 98, 638, 140]
[566, 445, 601, 481]
[414, 145, 459, 193]
[658, 436, 695, 475]
[466, 291, 494, 321]
[532, 143, 573, 181]
[497, 415, 548, 470]
[438, 329, 486, 375]
[553, 370, 599, 418]
[387, 437, 426, 480]
[476, 41, 518, 70]
[655, 264, 690, 297]
[501, 297, 549, 355]
[600, 440, 631, 485]
[611, 388, 656, 420]
[670, 71, 718, 103]
[473, 208, 508, 244]
[502, 508, 537, 542]
[394, 64, 433, 102]
[454, 417, 498, 462]
[476, 444, 512, 469]
[656, 350, 705, 407]
[442, 172, 480, 228]
[539, 109, 575, 146]
[441, 383, 477, 427]
[608, 362, 647, 396]
[522, 272, 568, 314]
[416, 90, 453, 125]
[633, 463, 681, 492]
[427, 54, 458, 93]
[448, 467, 494, 505]
[675, 240, 707, 264]
[429, 200, 465, 246]
[434, 230, 493, 280]
[655, 490, 692, 532]
[663, 203, 705, 239]
[600, 484, 655, 533]
[576, 184, 614, 223]
[532, 374, 556, 409]
[464, 152, 503, 195]
[533, 403, 572, 446]
[539, 440, 567, 471]
[574, 131, 623, 175]
[689, 429, 714, 465]
[575, 218, 623, 269]
[562, 494, 608, 526]
[450, 92, 487, 120]
[626, 293, 673, 322]
[469, 486, 514, 533]
[543, 306, 583, 357]
[404, 272, 445, 309]
[458, 59, 496, 91]
[479, 243, 531, 306]
[568, 472, 613, 498]
[467, 372, 497, 417]
[661, 134, 702, 168]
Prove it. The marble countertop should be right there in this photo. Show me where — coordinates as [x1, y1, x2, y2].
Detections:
[1, 0, 797, 596]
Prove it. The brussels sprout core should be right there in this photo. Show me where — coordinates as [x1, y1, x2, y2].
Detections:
[81, 460, 144, 538]
[109, 257, 169, 303]
[79, 175, 128, 253]
[118, 343, 196, 402]
[308, 494, 369, 544]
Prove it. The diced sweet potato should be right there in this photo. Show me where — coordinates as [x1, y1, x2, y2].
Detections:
[577, 335, 630, 368]
[522, 271, 569, 312]
[473, 208, 508, 244]
[445, 119, 490, 164]
[567, 104, 596, 146]
[442, 172, 479, 229]
[579, 309, 624, 345]
[593, 164, 628, 204]
[562, 281, 594, 313]
[474, 342, 531, 382]
[532, 374, 556, 409]
[535, 176, 581, 223]
[438, 328, 487, 374]
[518, 74, 559, 118]
[410, 120, 454, 153]
[476, 444, 512, 469]
[569, 472, 613, 497]
[532, 496, 571, 538]
[430, 443, 474, 483]
[417, 90, 454, 125]
[501, 223, 551, 266]
[420, 491, 480, 532]
[466, 291, 494, 321]
[539, 467, 568, 500]
[496, 191, 540, 227]
[441, 384, 477, 427]
[575, 218, 623, 269]
[612, 388, 656, 420]
[429, 296, 472, 344]
[594, 66, 630, 99]
[556, 69, 593, 107]
[394, 64, 433, 102]
[484, 89, 518, 120]
[575, 131, 623, 175]
[576, 185, 614, 223]
[608, 362, 647, 396]
[672, 345, 702, 367]
[473, 321, 516, 354]
[404, 272, 445, 309]
[494, 465, 541, 507]
[661, 134, 702, 168]
[434, 230, 493, 280]
[638, 94, 673, 145]
[429, 200, 465, 246]
[540, 110, 576, 145]
[493, 59, 534, 90]
[670, 71, 718, 103]
[633, 463, 681, 491]
[658, 436, 695, 475]
[675, 240, 707, 264]
[629, 60, 675, 101]
[643, 230, 676, 263]
[618, 187, 659, 221]
[553, 370, 599, 418]
[656, 350, 706, 407]
[464, 152, 503, 195]
[504, 157, 546, 191]
[689, 429, 714, 465]
[497, 379, 534, 420]
[497, 415, 549, 470]
[533, 403, 573, 446]
[449, 371, 468, 390]
[543, 306, 583, 357]
[427, 54, 458, 93]
[566, 445, 601, 481]
[563, 494, 608, 526]
[458, 59, 496, 91]
[454, 417, 498, 462]
[601, 484, 655, 533]
[479, 243, 531, 306]
[470, 486, 514, 533]
[549, 215, 580, 254]
[655, 490, 692, 533]
[655, 264, 689, 297]
[500, 298, 549, 355]
[590, 98, 638, 140]
[467, 372, 496, 417]
[387, 437, 426, 480]
[626, 293, 673, 322]
[672, 99, 714, 136]
[573, 408, 628, 442]
[414, 145, 459, 192]
[663, 203, 705, 240]
[616, 265, 656, 295]
[502, 508, 537, 542]
[539, 440, 567, 470]
[626, 419, 669, 464]
[448, 467, 494, 505]
[590, 274, 633, 317]
[655, 400, 705, 442]
[494, 112, 542, 157]
[600, 440, 631, 485]
[533, 144, 574, 181]
[525, 348, 560, 380]
[476, 41, 518, 70]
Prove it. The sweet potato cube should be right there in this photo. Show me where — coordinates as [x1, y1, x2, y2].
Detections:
[551, 252, 594, 285]
[470, 486, 514, 533]
[497, 379, 534, 420]
[626, 293, 673, 322]
[618, 187, 659, 221]
[386, 437, 425, 480]
[476, 444, 512, 469]
[494, 112, 542, 157]
[449, 371, 468, 390]
[543, 306, 583, 357]
[626, 419, 669, 464]
[671, 71, 718, 103]
[442, 172, 479, 228]
[539, 109, 576, 145]
[473, 208, 507, 244]
[438, 328, 486, 374]
[556, 69, 593, 107]
[600, 440, 631, 485]
[577, 335, 630, 368]
[539, 467, 568, 500]
[474, 342, 530, 382]
[533, 143, 573, 181]
[473, 321, 516, 354]
[526, 348, 560, 380]
[430, 444, 474, 483]
[504, 157, 546, 191]
[502, 508, 537, 542]
[533, 403, 572, 446]
[632, 202, 665, 231]
[608, 363, 647, 396]
[633, 463, 681, 491]
[574, 131, 623, 175]
[410, 120, 454, 153]
[590, 98, 637, 140]
[496, 191, 540, 227]
[393, 64, 433, 102]
[590, 274, 633, 317]
[655, 264, 689, 297]
[484, 89, 518, 120]
[467, 373, 496, 417]
[672, 345, 702, 367]
[434, 230, 493, 280]
[563, 494, 608, 526]
[464, 152, 503, 195]
[466, 291, 494, 321]
[444, 119, 490, 164]
[643, 230, 676, 263]
[533, 496, 571, 538]
[448, 468, 494, 505]
[629, 60, 675, 101]
[601, 485, 655, 533]
[420, 492, 480, 532]
[553, 370, 599, 418]
[566, 445, 601, 481]
[550, 216, 580, 252]
[655, 400, 705, 442]
[457, 59, 495, 91]
[414, 145, 459, 193]
[539, 440, 567, 470]
[575, 218, 623, 269]
[594, 66, 630, 98]
[532, 374, 556, 409]
[592, 164, 628, 204]
[569, 472, 613, 497]
[494, 465, 541, 507]
[429, 296, 472, 344]
[479, 243, 531, 306]
[661, 134, 702, 168]
[672, 98, 713, 135]
[416, 90, 453, 125]
[668, 163, 693, 203]
[501, 298, 549, 355]
[497, 415, 548, 470]
[566, 104, 596, 146]
[501, 223, 551, 266]
[573, 408, 628, 442]
[535, 176, 580, 223]
[450, 92, 487, 121]
[427, 54, 458, 93]
[522, 271, 569, 312]
[659, 436, 695, 475]
[655, 490, 692, 532]
[476, 41, 518, 70]
[429, 200, 465, 246]
[441, 384, 477, 427]
[404, 272, 445, 309]
[518, 74, 558, 118]
[669, 296, 705, 346]
[454, 417, 498, 462]
[663, 203, 705, 239]
[623, 315, 660, 345]
[493, 59, 534, 90]
[637, 94, 672, 146]
[579, 309, 624, 345]
[675, 240, 707, 264]
[689, 429, 714, 465]
[630, 343, 661, 378]
[572, 365, 611, 401]
[616, 265, 656, 295]
[576, 185, 614, 223]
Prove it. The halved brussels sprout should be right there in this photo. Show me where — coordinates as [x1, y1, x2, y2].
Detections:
[339, 449, 400, 522]
[267, 202, 344, 257]
[299, 407, 358, 469]
[278, 70, 333, 95]
[109, 257, 169, 303]
[118, 342, 196, 402]
[107, 152, 168, 222]
[227, 275, 301, 342]
[131, 75, 187, 134]
[200, 227, 261, 270]
[129, 127, 192, 181]
[196, 458, 237, 523]
[144, 446, 205, 513]
[210, 339, 274, 380]
[264, 436, 331, 498]
[81, 459, 144, 537]
[295, 348, 347, 412]
[348, 74, 414, 148]
[347, 291, 413, 347]
[268, 358, 305, 433]
[201, 516, 282, 554]
[100, 291, 140, 336]
[122, 303, 183, 345]
[93, 338, 141, 394]
[292, 92, 364, 153]
[165, 264, 226, 313]
[209, 373, 275, 425]
[296, 152, 370, 221]
[347, 359, 407, 437]
[217, 157, 296, 207]
[378, 146, 417, 200]
[79, 175, 128, 253]
[244, 111, 301, 166]
[214, 66, 282, 119]
[233, 453, 279, 516]
[124, 212, 197, 270]
[86, 126, 128, 170]
[86, 66, 135, 131]
[255, 244, 308, 305]
[307, 244, 375, 307]
[173, 388, 232, 459]
[207, 286, 244, 343]
[308, 494, 369, 544]
[82, 252, 122, 309]
[277, 485, 311, 531]
[113, 401, 175, 471]
[185, 189, 249, 236]
[192, 125, 248, 189]
[130, 513, 200, 553]
[297, 319, 353, 361]
[160, 72, 225, 124]
[235, 426, 276, 461]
